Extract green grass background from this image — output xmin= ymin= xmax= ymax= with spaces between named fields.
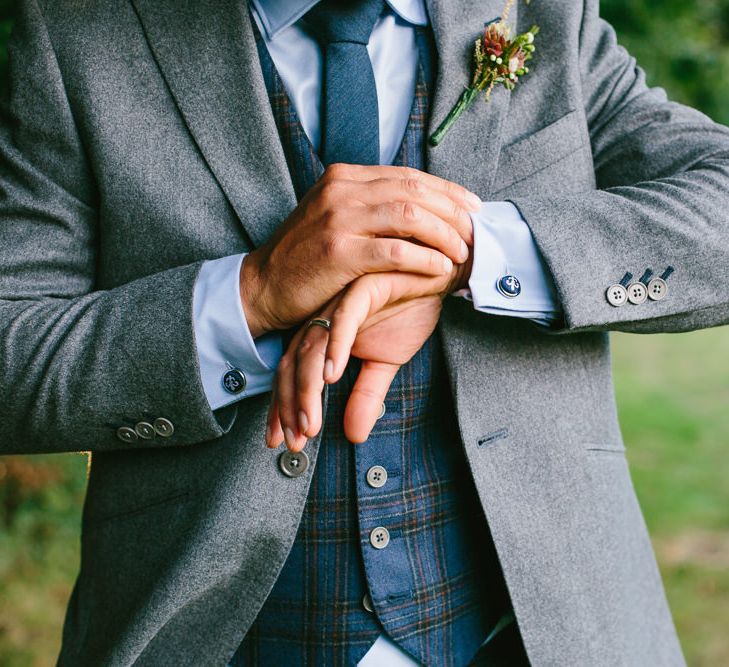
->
xmin=1 ymin=1 xmax=728 ymax=665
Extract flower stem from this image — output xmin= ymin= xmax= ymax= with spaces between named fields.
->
xmin=429 ymin=87 xmax=480 ymax=147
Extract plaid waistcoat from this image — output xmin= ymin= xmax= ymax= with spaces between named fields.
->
xmin=232 ymin=25 xmax=512 ymax=667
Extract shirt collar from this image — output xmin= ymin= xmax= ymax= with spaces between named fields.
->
xmin=251 ymin=0 xmax=429 ymax=40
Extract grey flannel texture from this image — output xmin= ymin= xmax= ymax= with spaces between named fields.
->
xmin=1 ymin=0 xmax=727 ymax=664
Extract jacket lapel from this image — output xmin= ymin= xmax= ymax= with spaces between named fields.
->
xmin=425 ymin=0 xmax=517 ymax=198
xmin=130 ymin=0 xmax=516 ymax=244
xmin=130 ymin=0 xmax=296 ymax=247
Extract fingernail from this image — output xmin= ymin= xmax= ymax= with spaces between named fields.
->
xmin=265 ymin=426 xmax=272 ymax=446
xmin=459 ymin=239 xmax=469 ymax=262
xmin=465 ymin=191 xmax=482 ymax=211
xmin=324 ymin=359 xmax=334 ymax=381
xmin=298 ymin=411 xmax=309 ymax=435
xmin=284 ymin=427 xmax=296 ymax=448
xmin=442 ymin=256 xmax=453 ymax=274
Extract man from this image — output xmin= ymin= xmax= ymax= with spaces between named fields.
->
xmin=1 ymin=0 xmax=728 ymax=664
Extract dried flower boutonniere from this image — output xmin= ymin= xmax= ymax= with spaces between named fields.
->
xmin=430 ymin=0 xmax=539 ymax=146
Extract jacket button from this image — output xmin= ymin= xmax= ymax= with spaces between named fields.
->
xmin=377 ymin=403 xmax=386 ymax=420
xmin=153 ymin=418 xmax=174 ymax=438
xmin=606 ymin=283 xmax=628 ymax=307
xmin=278 ymin=450 xmax=310 ymax=478
xmin=369 ymin=526 xmax=390 ymax=549
xmin=362 ymin=592 xmax=375 ymax=613
xmin=116 ymin=426 xmax=138 ymax=444
xmin=366 ymin=465 xmax=388 ymax=489
xmin=647 ymin=277 xmax=668 ymax=301
xmin=627 ymin=282 xmax=648 ymax=305
xmin=135 ymin=421 xmax=155 ymax=440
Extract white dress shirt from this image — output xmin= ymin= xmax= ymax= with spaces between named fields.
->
xmin=207 ymin=2 xmax=551 ymax=663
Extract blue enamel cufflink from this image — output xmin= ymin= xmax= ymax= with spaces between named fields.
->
xmin=497 ymin=275 xmax=522 ymax=298
xmin=223 ymin=367 xmax=247 ymax=394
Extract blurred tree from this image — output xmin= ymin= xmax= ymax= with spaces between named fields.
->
xmin=602 ymin=0 xmax=729 ymax=125
xmin=0 ymin=0 xmax=11 ymax=99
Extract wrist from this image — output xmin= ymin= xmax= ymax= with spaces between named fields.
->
xmin=239 ymin=250 xmax=272 ymax=339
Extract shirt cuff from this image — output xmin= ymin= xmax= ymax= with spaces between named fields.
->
xmin=193 ymin=253 xmax=282 ymax=411
xmin=456 ymin=201 xmax=562 ymax=325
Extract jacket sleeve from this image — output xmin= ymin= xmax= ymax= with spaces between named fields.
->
xmin=509 ymin=0 xmax=729 ymax=334
xmin=0 ymin=0 xmax=238 ymax=454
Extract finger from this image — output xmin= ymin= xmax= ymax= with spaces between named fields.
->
xmin=276 ymin=348 xmax=308 ymax=453
xmin=325 ymin=280 xmax=380 ymax=383
xmin=347 ymin=178 xmax=475 ymax=246
xmin=355 ymin=237 xmax=453 ymax=277
xmin=344 ymin=361 xmax=400 ymax=444
xmin=295 ymin=322 xmax=330 ymax=439
xmin=266 ymin=395 xmax=284 ymax=449
xmin=325 ymin=273 xmax=449 ymax=383
xmin=368 ymin=202 xmax=469 ymax=264
xmin=323 ymin=164 xmax=482 ymax=213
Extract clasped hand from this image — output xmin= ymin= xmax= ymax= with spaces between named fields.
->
xmin=240 ymin=164 xmax=478 ymax=452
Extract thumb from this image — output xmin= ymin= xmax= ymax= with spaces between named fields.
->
xmin=343 ymin=361 xmax=400 ymax=444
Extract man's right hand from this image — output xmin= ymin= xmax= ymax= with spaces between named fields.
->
xmin=240 ymin=164 xmax=481 ymax=338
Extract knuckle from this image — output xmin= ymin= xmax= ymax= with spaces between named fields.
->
xmin=296 ymin=338 xmax=314 ymax=359
xmin=445 ymin=179 xmax=461 ymax=197
xmin=320 ymin=210 xmax=339 ymax=234
xmin=318 ymin=180 xmax=344 ymax=208
xmin=400 ymin=166 xmax=420 ymax=180
xmin=277 ymin=355 xmax=292 ymax=376
xmin=324 ymin=163 xmax=348 ymax=181
xmin=404 ymin=177 xmax=425 ymax=196
xmin=354 ymin=385 xmax=381 ymax=401
xmin=325 ymin=232 xmax=346 ymax=260
xmin=401 ymin=202 xmax=420 ymax=224
xmin=446 ymin=221 xmax=460 ymax=243
xmin=388 ymin=240 xmax=406 ymax=265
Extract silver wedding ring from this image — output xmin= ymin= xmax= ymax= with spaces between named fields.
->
xmin=307 ymin=317 xmax=332 ymax=331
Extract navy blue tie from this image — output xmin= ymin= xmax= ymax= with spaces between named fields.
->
xmin=305 ymin=0 xmax=385 ymax=166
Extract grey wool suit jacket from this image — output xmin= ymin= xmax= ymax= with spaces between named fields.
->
xmin=1 ymin=0 xmax=728 ymax=664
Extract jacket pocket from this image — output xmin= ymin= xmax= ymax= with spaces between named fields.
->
xmin=492 ymin=108 xmax=588 ymax=193
xmin=83 ymin=486 xmax=203 ymax=527
xmin=584 ymin=442 xmax=627 ymax=455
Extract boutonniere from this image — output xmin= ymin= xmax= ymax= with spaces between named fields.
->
xmin=430 ymin=0 xmax=539 ymax=146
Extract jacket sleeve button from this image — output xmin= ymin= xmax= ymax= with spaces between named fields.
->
xmin=153 ymin=418 xmax=175 ymax=438
xmin=116 ymin=426 xmax=139 ymax=444
xmin=606 ymin=284 xmax=628 ymax=307
xmin=647 ymin=277 xmax=668 ymax=301
xmin=135 ymin=421 xmax=156 ymax=440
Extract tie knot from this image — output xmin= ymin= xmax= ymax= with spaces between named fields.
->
xmin=305 ymin=0 xmax=385 ymax=46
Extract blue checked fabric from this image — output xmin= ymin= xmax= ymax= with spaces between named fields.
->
xmin=231 ymin=24 xmax=520 ymax=667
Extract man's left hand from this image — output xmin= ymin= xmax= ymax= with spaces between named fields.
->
xmin=266 ymin=258 xmax=472 ymax=451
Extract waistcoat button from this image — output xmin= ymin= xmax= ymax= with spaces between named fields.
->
xmin=366 ymin=465 xmax=388 ymax=488
xmin=362 ymin=593 xmax=375 ymax=613
xmin=369 ymin=526 xmax=390 ymax=549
